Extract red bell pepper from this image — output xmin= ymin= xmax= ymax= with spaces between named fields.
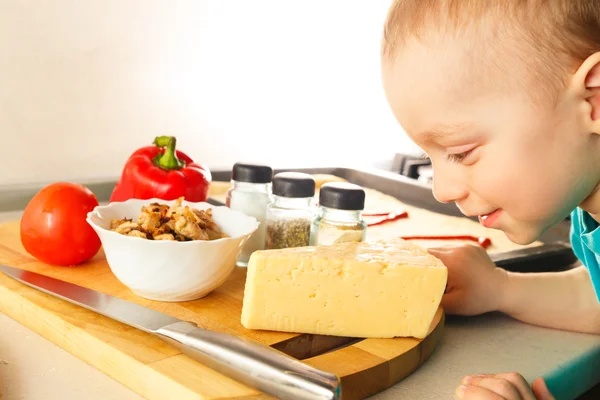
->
xmin=109 ymin=136 xmax=212 ymax=203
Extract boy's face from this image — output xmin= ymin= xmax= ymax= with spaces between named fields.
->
xmin=382 ymin=35 xmax=600 ymax=245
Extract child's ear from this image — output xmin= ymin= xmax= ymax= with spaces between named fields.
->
xmin=571 ymin=52 xmax=600 ymax=131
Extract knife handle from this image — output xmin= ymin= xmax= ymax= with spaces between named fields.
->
xmin=155 ymin=322 xmax=341 ymax=400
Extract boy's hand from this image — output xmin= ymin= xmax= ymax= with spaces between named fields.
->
xmin=455 ymin=373 xmax=555 ymax=400
xmin=428 ymin=243 xmax=508 ymax=316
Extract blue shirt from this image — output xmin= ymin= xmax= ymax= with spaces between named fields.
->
xmin=570 ymin=207 xmax=600 ymax=302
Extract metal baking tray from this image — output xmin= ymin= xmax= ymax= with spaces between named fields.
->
xmin=210 ymin=166 xmax=577 ymax=274
xmin=0 ymin=166 xmax=577 ymax=273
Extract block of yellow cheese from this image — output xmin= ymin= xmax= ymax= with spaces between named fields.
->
xmin=241 ymin=238 xmax=448 ymax=339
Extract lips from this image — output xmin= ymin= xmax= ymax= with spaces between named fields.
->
xmin=457 ymin=204 xmax=503 ymax=228
xmin=478 ymin=209 xmax=502 ymax=228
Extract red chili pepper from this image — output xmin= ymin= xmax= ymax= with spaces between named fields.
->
xmin=363 ymin=211 xmax=401 ymax=217
xmin=366 ymin=211 xmax=409 ymax=226
xmin=400 ymin=235 xmax=492 ymax=249
xmin=109 ymin=136 xmax=212 ymax=203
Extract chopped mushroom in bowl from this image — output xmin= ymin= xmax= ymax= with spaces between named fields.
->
xmin=109 ymin=198 xmax=230 ymax=242
xmin=87 ymin=197 xmax=259 ymax=302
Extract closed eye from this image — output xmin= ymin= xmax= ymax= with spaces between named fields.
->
xmin=446 ymin=149 xmax=474 ymax=163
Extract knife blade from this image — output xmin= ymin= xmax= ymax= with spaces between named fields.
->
xmin=0 ymin=264 xmax=341 ymax=400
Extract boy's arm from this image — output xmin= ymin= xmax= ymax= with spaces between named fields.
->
xmin=500 ymin=265 xmax=600 ymax=334
xmin=428 ymin=244 xmax=600 ymax=334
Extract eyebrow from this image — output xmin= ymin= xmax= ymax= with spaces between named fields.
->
xmin=417 ymin=124 xmax=470 ymax=142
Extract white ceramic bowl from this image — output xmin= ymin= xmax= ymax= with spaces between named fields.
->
xmin=86 ymin=198 xmax=259 ymax=302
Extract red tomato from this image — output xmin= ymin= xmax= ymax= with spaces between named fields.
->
xmin=20 ymin=182 xmax=102 ymax=266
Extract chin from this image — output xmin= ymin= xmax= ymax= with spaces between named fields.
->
xmin=503 ymin=227 xmax=541 ymax=245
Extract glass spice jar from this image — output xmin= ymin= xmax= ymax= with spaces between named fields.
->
xmin=266 ymin=172 xmax=316 ymax=250
xmin=226 ymin=162 xmax=273 ymax=266
xmin=309 ymin=182 xmax=367 ymax=246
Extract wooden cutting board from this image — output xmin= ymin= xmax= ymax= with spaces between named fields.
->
xmin=0 ymin=220 xmax=444 ymax=400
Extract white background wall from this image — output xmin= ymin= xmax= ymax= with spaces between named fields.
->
xmin=0 ymin=0 xmax=421 ymax=187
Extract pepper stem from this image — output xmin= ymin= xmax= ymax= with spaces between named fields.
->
xmin=152 ymin=136 xmax=185 ymax=170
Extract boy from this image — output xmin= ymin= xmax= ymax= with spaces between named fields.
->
xmin=381 ymin=1 xmax=600 ymax=399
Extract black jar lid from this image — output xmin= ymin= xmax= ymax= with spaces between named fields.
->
xmin=272 ymin=172 xmax=316 ymax=198
xmin=231 ymin=162 xmax=273 ymax=184
xmin=319 ymin=182 xmax=365 ymax=211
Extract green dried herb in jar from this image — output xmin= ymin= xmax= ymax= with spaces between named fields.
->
xmin=265 ymin=172 xmax=316 ymax=250
xmin=266 ymin=218 xmax=312 ymax=249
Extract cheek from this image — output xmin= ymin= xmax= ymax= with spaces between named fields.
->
xmin=513 ymin=138 xmax=595 ymax=222
xmin=471 ymin=145 xmax=574 ymax=221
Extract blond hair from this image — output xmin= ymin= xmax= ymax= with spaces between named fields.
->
xmin=382 ymin=0 xmax=600 ymax=101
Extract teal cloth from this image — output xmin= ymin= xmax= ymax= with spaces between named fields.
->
xmin=570 ymin=207 xmax=600 ymax=302
xmin=543 ymin=345 xmax=600 ymax=400
xmin=542 ymin=208 xmax=600 ymax=399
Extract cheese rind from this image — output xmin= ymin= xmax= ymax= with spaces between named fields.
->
xmin=240 ymin=238 xmax=447 ymax=339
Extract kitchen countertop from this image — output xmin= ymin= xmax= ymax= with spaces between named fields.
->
xmin=1 ymin=210 xmax=600 ymax=400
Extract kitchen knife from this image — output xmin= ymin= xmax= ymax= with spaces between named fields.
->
xmin=0 ymin=264 xmax=341 ymax=400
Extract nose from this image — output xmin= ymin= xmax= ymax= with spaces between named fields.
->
xmin=431 ymin=166 xmax=469 ymax=204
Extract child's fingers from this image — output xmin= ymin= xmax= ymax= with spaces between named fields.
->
xmin=464 ymin=373 xmax=535 ymax=400
xmin=493 ymin=373 xmax=536 ymax=400
xmin=441 ymin=288 xmax=462 ymax=312
xmin=461 ymin=376 xmax=525 ymax=400
xmin=455 ymin=384 xmax=505 ymax=399
xmin=532 ymin=378 xmax=556 ymax=400
xmin=427 ymin=246 xmax=456 ymax=259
